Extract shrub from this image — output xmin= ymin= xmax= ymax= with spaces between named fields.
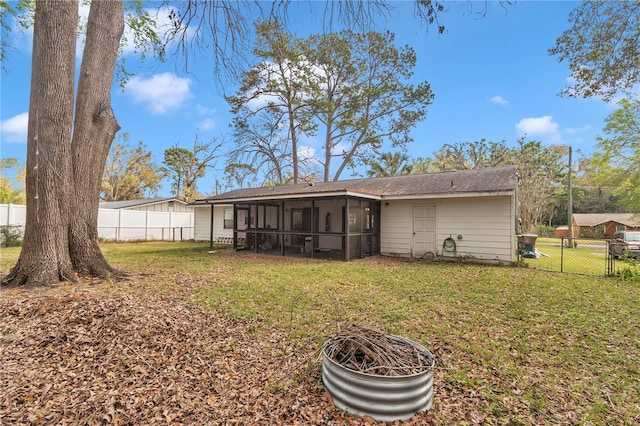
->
xmin=0 ymin=225 xmax=24 ymax=247
xmin=615 ymin=259 xmax=640 ymax=282
xmin=535 ymin=224 xmax=555 ymax=237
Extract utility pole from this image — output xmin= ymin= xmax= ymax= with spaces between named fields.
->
xmin=567 ymin=146 xmax=573 ymax=248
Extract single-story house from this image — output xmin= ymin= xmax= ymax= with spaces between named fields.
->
xmin=191 ymin=166 xmax=519 ymax=263
xmin=99 ymin=198 xmax=193 ymax=213
xmin=572 ymin=213 xmax=640 ymax=239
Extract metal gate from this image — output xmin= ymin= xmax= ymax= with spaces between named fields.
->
xmin=521 ymin=237 xmax=617 ymax=276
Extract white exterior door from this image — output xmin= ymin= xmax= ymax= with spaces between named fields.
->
xmin=412 ymin=205 xmax=436 ymax=257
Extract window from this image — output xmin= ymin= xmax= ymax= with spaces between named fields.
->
xmin=223 ymin=208 xmax=234 ymax=229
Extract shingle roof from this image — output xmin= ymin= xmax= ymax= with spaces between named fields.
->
xmin=194 ymin=166 xmax=517 ymax=204
xmin=99 ymin=198 xmax=186 ymax=209
xmin=573 ymin=213 xmax=640 ymax=227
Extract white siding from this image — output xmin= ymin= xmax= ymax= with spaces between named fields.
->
xmin=194 ymin=206 xmax=211 ymax=241
xmin=381 ymin=195 xmax=516 ymax=263
xmin=380 ymin=201 xmax=414 ymax=257
xmin=128 ymin=201 xmax=193 ymax=213
xmin=193 ymin=205 xmax=233 ymax=242
xmin=437 ymin=196 xmax=515 ymax=262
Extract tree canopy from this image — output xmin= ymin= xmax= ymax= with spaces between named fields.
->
xmin=549 ymin=1 xmax=640 ymax=101
xmin=163 ymin=135 xmax=222 ymax=202
xmin=0 ymin=157 xmax=26 ymax=204
xmin=589 ymin=99 xmax=640 ymax=212
xmin=101 ymin=134 xmax=165 ymax=201
xmin=227 ymin=21 xmax=433 ymax=184
xmin=417 ymin=139 xmax=511 ymax=172
xmin=365 ymin=152 xmax=412 ymax=177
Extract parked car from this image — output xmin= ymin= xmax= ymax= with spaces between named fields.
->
xmin=610 ymin=231 xmax=640 ymax=259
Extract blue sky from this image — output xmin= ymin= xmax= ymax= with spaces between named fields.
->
xmin=0 ymin=1 xmax=623 ymax=197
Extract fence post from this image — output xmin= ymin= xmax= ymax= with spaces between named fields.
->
xmin=145 ymin=210 xmax=150 ymax=241
xmin=560 ymin=237 xmax=564 ymax=273
xmin=117 ymin=209 xmax=122 ymax=241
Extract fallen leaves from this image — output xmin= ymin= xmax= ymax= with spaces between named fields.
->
xmin=0 ymin=286 xmax=439 ymax=425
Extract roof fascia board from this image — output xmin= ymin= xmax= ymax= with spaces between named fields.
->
xmin=124 ymin=198 xmax=188 ymax=208
xmin=202 ymin=191 xmax=348 ymax=204
xmin=382 ymin=190 xmax=516 ymax=201
xmin=195 ymin=189 xmax=515 ymax=205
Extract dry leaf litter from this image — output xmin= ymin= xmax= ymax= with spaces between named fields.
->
xmin=1 ymin=284 xmax=446 ymax=425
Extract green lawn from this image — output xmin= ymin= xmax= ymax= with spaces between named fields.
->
xmin=522 ymin=237 xmax=640 ymax=277
xmin=2 ymin=242 xmax=640 ymax=425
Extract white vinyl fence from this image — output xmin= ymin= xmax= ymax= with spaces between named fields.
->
xmin=1 ymin=203 xmax=194 ymax=242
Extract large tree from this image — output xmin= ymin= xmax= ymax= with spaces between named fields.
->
xmin=3 ymin=0 xmax=123 ymax=286
xmin=227 ymin=109 xmax=296 ymax=186
xmin=549 ymin=1 xmax=640 ymax=101
xmin=308 ymin=29 xmax=433 ymax=181
xmin=226 ymin=20 xmax=316 ymax=185
xmin=163 ymin=135 xmax=222 ymax=202
xmin=509 ymin=140 xmax=566 ymax=233
xmin=101 ymin=134 xmax=165 ymax=201
xmin=589 ymin=99 xmax=640 ymax=212
xmin=228 ymin=22 xmax=433 ymax=183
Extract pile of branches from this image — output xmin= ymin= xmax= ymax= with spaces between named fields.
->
xmin=323 ymin=325 xmax=434 ymax=376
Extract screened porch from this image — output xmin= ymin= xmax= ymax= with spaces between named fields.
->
xmin=226 ymin=196 xmax=380 ymax=261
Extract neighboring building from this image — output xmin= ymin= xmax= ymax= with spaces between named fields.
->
xmin=2 ymin=198 xmax=196 ymax=242
xmin=192 ymin=166 xmax=519 ymax=264
xmin=572 ymin=213 xmax=640 ymax=239
xmin=98 ymin=198 xmax=194 ymax=241
xmin=99 ymin=198 xmax=193 ymax=213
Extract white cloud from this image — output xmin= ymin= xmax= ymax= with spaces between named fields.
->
xmin=490 ymin=95 xmax=508 ymax=105
xmin=0 ymin=112 xmax=29 ymax=143
xmin=197 ymin=118 xmax=217 ymax=131
xmin=515 ymin=115 xmax=561 ymax=143
xmin=125 ymin=73 xmax=192 ymax=114
xmin=298 ymin=146 xmax=318 ymax=166
xmin=563 ymin=125 xmax=592 ymax=135
xmin=196 ymin=105 xmax=216 ymax=115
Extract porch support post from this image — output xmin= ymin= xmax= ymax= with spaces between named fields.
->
xmin=345 ymin=196 xmax=350 ymax=261
xmin=254 ymin=202 xmax=258 ymax=253
xmin=233 ymin=205 xmax=238 ymax=249
xmin=280 ymin=200 xmax=285 ymax=256
xmin=209 ymin=203 xmax=214 ymax=249
xmin=311 ymin=199 xmax=316 ymax=258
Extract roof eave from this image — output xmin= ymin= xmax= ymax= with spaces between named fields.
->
xmin=382 ymin=189 xmax=516 ymax=201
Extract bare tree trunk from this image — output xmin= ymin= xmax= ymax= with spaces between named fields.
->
xmin=3 ymin=0 xmax=79 ymax=286
xmin=3 ymin=0 xmax=125 ymax=286
xmin=69 ymin=0 xmax=124 ymax=278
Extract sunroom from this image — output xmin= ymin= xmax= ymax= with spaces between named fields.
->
xmin=220 ymin=196 xmax=380 ymax=261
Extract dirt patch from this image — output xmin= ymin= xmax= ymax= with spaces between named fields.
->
xmin=0 ymin=285 xmax=441 ymax=425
